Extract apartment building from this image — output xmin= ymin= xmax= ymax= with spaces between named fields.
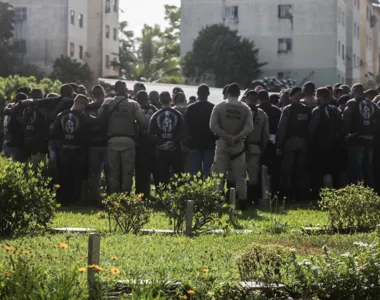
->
xmin=7 ymin=0 xmax=119 ymax=80
xmin=181 ymin=0 xmax=380 ymax=87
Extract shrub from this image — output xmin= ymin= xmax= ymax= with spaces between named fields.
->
xmin=0 ymin=158 xmax=59 ymax=237
xmin=319 ymin=183 xmax=380 ymax=233
xmin=156 ymin=173 xmax=231 ymax=234
xmin=103 ymin=193 xmax=150 ymax=234
xmin=237 ymin=243 xmax=292 ymax=286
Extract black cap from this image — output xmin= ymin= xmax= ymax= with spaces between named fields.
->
xmin=246 ymin=90 xmax=259 ymax=99
xmin=289 ymin=87 xmax=302 ymax=97
xmin=173 ymin=87 xmax=184 ymax=95
xmin=364 ymin=89 xmax=378 ymax=97
xmin=134 ymin=82 xmax=146 ymax=91
xmin=303 ymin=82 xmax=316 ymax=91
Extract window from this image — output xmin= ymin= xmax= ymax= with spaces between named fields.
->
xmin=353 ymin=54 xmax=356 ymax=67
xmin=338 ymin=74 xmax=340 ymax=83
xmin=278 ymin=72 xmax=285 ymax=80
xmin=357 ymin=25 xmax=360 ymax=39
xmin=278 ymin=38 xmax=292 ymax=52
xmin=342 ymin=44 xmax=345 ymax=60
xmin=278 ymin=5 xmax=292 ymax=18
xmin=354 ymin=23 xmax=356 ymax=37
xmin=224 ymin=6 xmax=238 ymax=19
xmin=79 ymin=45 xmax=83 ymax=59
xmin=79 ymin=14 xmax=84 ymax=28
xmin=70 ymin=42 xmax=75 ymax=57
xmin=70 ymin=10 xmax=75 ymax=25
xmin=114 ymin=0 xmax=118 ymax=12
xmin=370 ymin=37 xmax=372 ymax=50
xmin=338 ymin=8 xmax=341 ymax=23
xmin=342 ymin=11 xmax=345 ymax=26
xmin=338 ymin=41 xmax=341 ymax=55
xmin=14 ymin=7 xmax=27 ymax=21
xmin=105 ymin=55 xmax=110 ymax=68
xmin=106 ymin=0 xmax=111 ymax=13
xmin=113 ymin=28 xmax=118 ymax=41
xmin=113 ymin=57 xmax=118 ymax=70
xmin=106 ymin=25 xmax=110 ymax=38
xmin=13 ymin=40 xmax=26 ymax=53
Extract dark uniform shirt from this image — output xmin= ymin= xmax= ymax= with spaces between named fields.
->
xmin=185 ymin=100 xmax=215 ymax=150
xmin=148 ymin=107 xmax=185 ymax=150
xmin=86 ymin=101 xmax=108 ymax=147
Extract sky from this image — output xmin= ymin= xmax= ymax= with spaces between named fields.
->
xmin=120 ymin=0 xmax=181 ymax=35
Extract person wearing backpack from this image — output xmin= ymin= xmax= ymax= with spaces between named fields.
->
xmin=98 ymin=81 xmax=148 ymax=195
xmin=3 ymin=93 xmax=28 ymax=162
xmin=309 ymin=88 xmax=341 ymax=197
xmin=343 ymin=84 xmax=380 ymax=188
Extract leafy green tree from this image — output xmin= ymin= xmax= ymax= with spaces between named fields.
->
xmin=182 ymin=24 xmax=266 ymax=88
xmin=50 ymin=55 xmax=93 ymax=86
xmin=116 ymin=5 xmax=183 ymax=83
xmin=0 ymin=2 xmax=16 ymax=77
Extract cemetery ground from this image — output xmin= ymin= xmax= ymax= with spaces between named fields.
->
xmin=1 ymin=205 xmax=379 ymax=299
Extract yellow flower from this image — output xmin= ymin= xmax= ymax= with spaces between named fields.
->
xmin=111 ymin=267 xmax=120 ymax=275
xmin=4 ymin=247 xmax=14 ymax=253
xmin=58 ymin=243 xmax=68 ymax=249
xmin=89 ymin=264 xmax=104 ymax=272
xmin=201 ymin=268 xmax=209 ymax=273
xmin=97 ymin=211 xmax=103 ymax=215
xmin=23 ymin=250 xmax=30 ymax=255
xmin=55 ymin=184 xmax=61 ymax=189
xmin=187 ymin=290 xmax=195 ymax=295
xmin=111 ymin=256 xmax=118 ymax=261
xmin=78 ymin=267 xmax=87 ymax=273
xmin=179 ymin=296 xmax=187 ymax=300
xmin=4 ymin=271 xmax=12 ymax=277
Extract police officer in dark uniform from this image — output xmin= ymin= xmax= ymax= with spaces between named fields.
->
xmin=149 ymin=91 xmax=185 ymax=185
xmin=343 ymin=84 xmax=380 ymax=188
xmin=50 ymin=95 xmax=110 ymax=206
xmin=135 ymin=90 xmax=158 ymax=198
xmin=276 ymin=87 xmax=311 ymax=201
xmin=309 ymin=88 xmax=341 ymax=196
xmin=258 ymin=90 xmax=282 ymax=195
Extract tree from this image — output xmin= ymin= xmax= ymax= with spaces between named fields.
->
xmin=50 ymin=55 xmax=93 ymax=86
xmin=0 ymin=2 xmax=16 ymax=77
xmin=116 ymin=5 xmax=183 ymax=83
xmin=182 ymin=24 xmax=266 ymax=88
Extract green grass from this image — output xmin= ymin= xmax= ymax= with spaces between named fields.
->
xmin=0 ymin=206 xmax=377 ymax=299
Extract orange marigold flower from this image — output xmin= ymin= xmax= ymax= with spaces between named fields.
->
xmin=79 ymin=256 xmax=84 ymax=259
xmin=97 ymin=211 xmax=103 ymax=215
xmin=4 ymin=272 xmax=12 ymax=277
xmin=95 ymin=265 xmax=104 ymax=272
xmin=187 ymin=290 xmax=195 ymax=295
xmin=78 ymin=267 xmax=87 ymax=273
xmin=88 ymin=264 xmax=96 ymax=269
xmin=111 ymin=267 xmax=120 ymax=275
xmin=111 ymin=256 xmax=118 ymax=261
xmin=201 ymin=268 xmax=209 ymax=273
xmin=58 ymin=243 xmax=68 ymax=249
xmin=23 ymin=250 xmax=30 ymax=255
xmin=55 ymin=184 xmax=61 ymax=189
xmin=4 ymin=247 xmax=14 ymax=253
xmin=179 ymin=296 xmax=187 ymax=300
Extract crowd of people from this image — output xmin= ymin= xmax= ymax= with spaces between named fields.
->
xmin=2 ymin=80 xmax=380 ymax=210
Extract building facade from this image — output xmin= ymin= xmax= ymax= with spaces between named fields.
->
xmin=181 ymin=0 xmax=380 ymax=87
xmin=8 ymin=0 xmax=119 ymax=80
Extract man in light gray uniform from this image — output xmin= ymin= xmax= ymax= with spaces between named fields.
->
xmin=99 ymin=81 xmax=148 ymax=194
xmin=210 ymin=83 xmax=254 ymax=210
xmin=245 ymin=91 xmax=269 ymax=203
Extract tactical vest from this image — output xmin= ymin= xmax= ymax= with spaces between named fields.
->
xmin=352 ymin=99 xmax=379 ymax=141
xmin=222 ymin=103 xmax=249 ymax=136
xmin=22 ymin=104 xmax=48 ymax=145
xmin=287 ymin=103 xmax=310 ymax=140
xmin=107 ymin=98 xmax=136 ymax=138
xmin=247 ymin=106 xmax=265 ymax=144
xmin=314 ymin=104 xmax=340 ymax=145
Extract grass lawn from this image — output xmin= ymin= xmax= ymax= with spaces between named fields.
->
xmin=1 ymin=205 xmax=376 ymax=298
